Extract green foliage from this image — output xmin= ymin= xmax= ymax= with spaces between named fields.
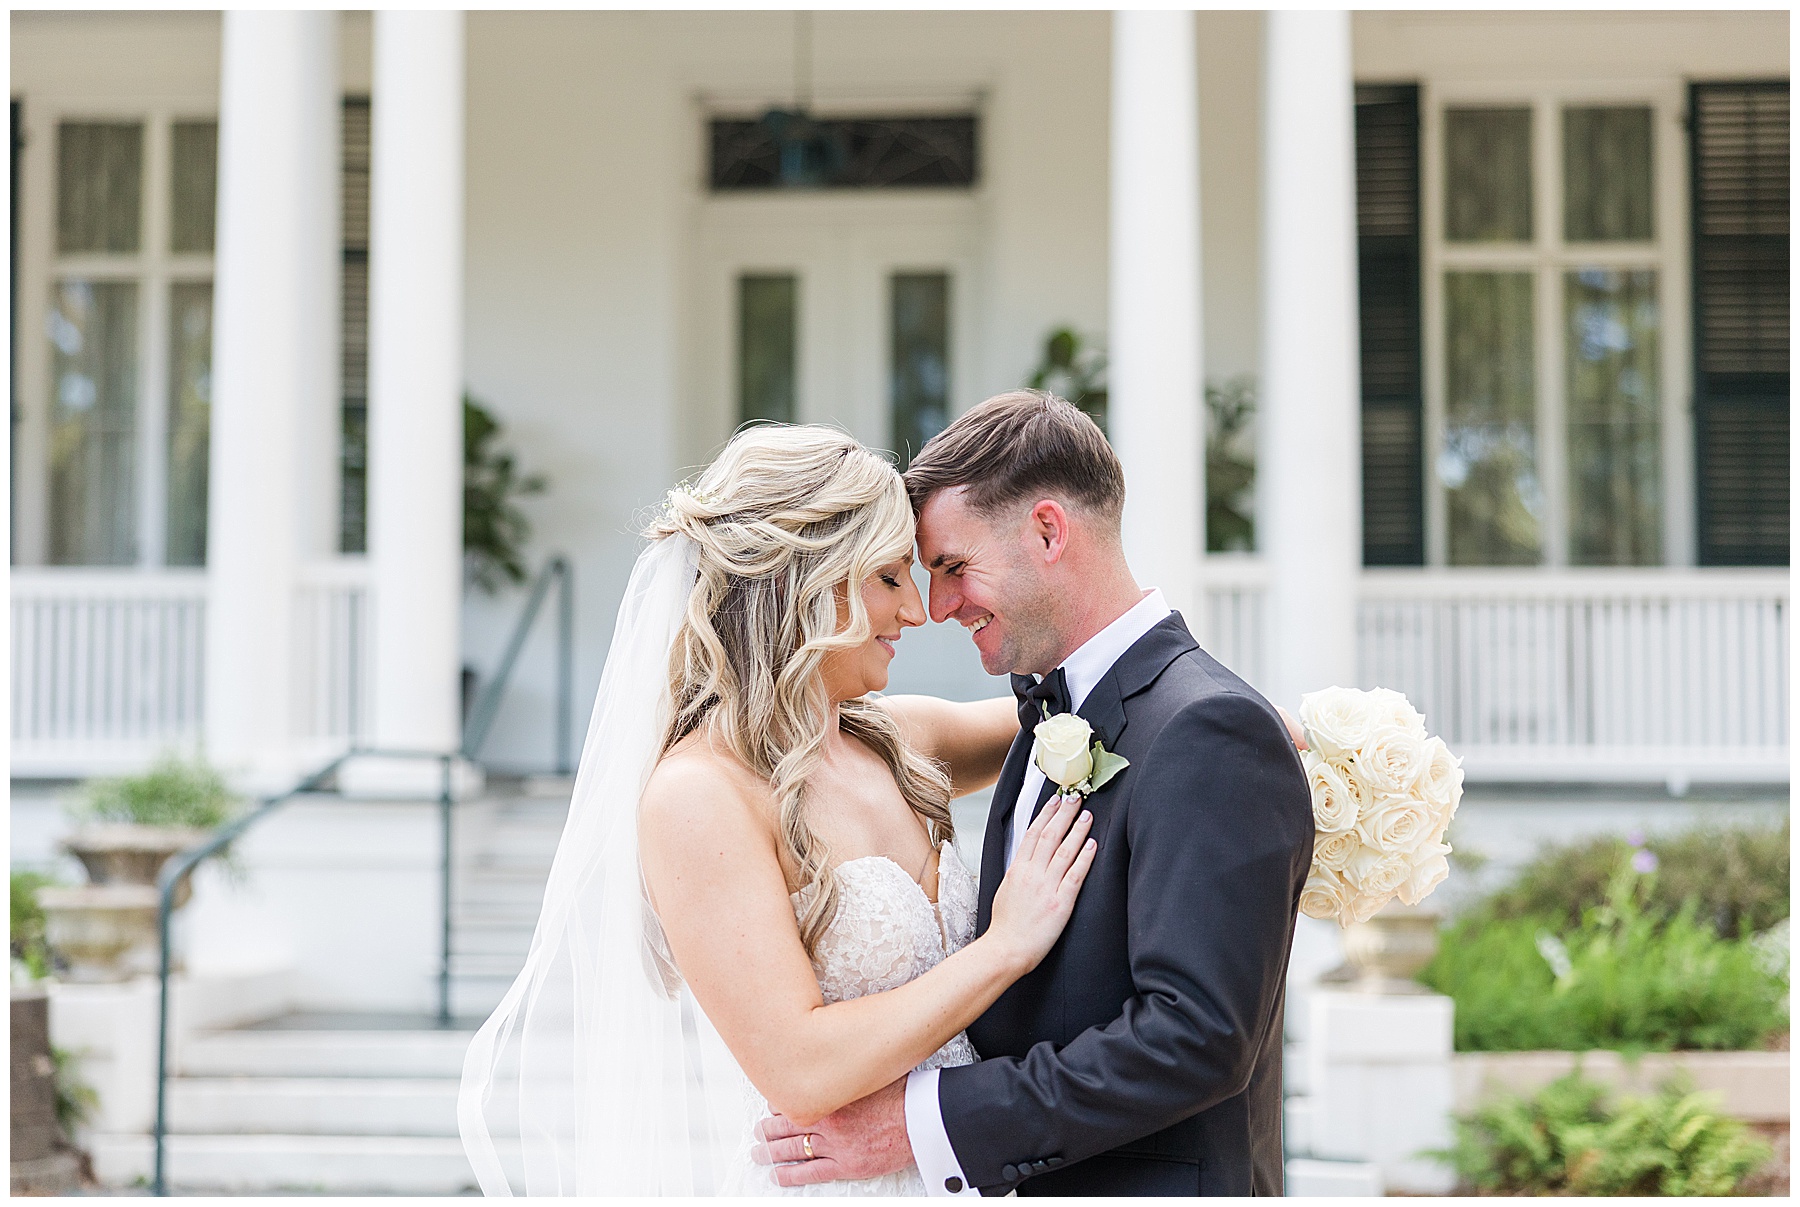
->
xmin=1484 ymin=820 xmax=1788 ymax=938
xmin=71 ymin=753 xmax=240 ymax=830
xmin=1437 ymin=1071 xmax=1772 ymax=1195
xmin=11 ymin=870 xmax=57 ymax=980
xmin=52 ymin=1047 xmax=99 ymax=1134
xmin=1420 ymin=850 xmax=1788 ymax=1052
xmin=1204 ymin=376 xmax=1256 ymax=552
xmin=1026 ymin=328 xmax=1108 ymax=434
xmin=465 ymin=394 xmax=549 ymax=594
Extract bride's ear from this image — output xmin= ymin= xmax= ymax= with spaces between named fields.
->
xmin=1027 ymin=499 xmax=1072 ymax=565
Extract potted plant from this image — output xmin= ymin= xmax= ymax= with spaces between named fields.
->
xmin=60 ymin=754 xmax=242 ymax=909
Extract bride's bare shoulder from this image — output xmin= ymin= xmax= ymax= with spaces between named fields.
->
xmin=639 ymin=731 xmax=773 ymax=848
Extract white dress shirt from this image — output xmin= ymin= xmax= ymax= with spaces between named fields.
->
xmin=905 ymin=589 xmax=1172 ymax=1196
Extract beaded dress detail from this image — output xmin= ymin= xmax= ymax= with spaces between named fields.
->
xmin=721 ymin=844 xmax=980 ymax=1196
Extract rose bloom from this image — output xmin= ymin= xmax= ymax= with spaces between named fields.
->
xmin=1299 ymin=865 xmax=1352 ymax=924
xmin=1341 ymin=845 xmax=1410 ymax=898
xmin=1355 ymin=792 xmax=1436 ymax=854
xmin=1397 ymin=842 xmax=1452 ymax=906
xmin=1356 ymin=723 xmax=1428 ymax=795
xmin=1304 ymin=750 xmax=1362 ymax=834
xmin=1347 ymin=891 xmax=1390 ymax=924
xmin=1418 ymin=736 xmax=1464 ymax=822
xmin=1033 ymin=713 xmax=1094 ymax=788
xmin=1313 ymin=828 xmax=1361 ymax=872
xmin=1364 ymin=686 xmax=1427 ymax=738
xmin=1298 ymin=686 xmax=1377 ymax=763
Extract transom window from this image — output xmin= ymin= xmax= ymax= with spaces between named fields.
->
xmin=43 ymin=114 xmax=216 ymax=566
xmin=1426 ymin=92 xmax=1680 ymax=567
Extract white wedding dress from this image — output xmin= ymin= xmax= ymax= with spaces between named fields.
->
xmin=721 ymin=843 xmax=981 ymax=1196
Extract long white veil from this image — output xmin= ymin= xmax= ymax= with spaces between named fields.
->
xmin=458 ymin=533 xmax=747 ymax=1194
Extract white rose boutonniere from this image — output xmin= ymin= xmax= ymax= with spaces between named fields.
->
xmin=1032 ymin=711 xmax=1129 ymax=799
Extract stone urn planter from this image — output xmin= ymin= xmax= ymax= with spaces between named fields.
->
xmin=61 ymin=824 xmax=208 ymax=909
xmin=1329 ymin=900 xmax=1444 ymax=995
xmin=36 ymin=885 xmax=162 ymax=983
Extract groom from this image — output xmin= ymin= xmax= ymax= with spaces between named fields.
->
xmin=757 ymin=390 xmax=1314 ymax=1195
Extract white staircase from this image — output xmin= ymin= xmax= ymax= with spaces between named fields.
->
xmin=450 ymin=787 xmax=569 ymax=1017
xmin=89 ymin=784 xmax=567 ymax=1194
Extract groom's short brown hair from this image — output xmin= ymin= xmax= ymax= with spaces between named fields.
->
xmin=903 ymin=390 xmax=1125 ymax=527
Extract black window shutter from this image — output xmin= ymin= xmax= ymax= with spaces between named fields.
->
xmin=1355 ymin=84 xmax=1425 ymax=566
xmin=1691 ymin=81 xmax=1788 ymax=566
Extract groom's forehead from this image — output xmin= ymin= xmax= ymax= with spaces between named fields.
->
xmin=916 ymin=492 xmax=997 ymax=567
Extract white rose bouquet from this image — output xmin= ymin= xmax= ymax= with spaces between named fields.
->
xmin=1295 ymin=686 xmax=1462 ymax=927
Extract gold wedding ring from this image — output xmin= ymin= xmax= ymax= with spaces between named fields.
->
xmin=802 ymin=1134 xmax=816 ymax=1160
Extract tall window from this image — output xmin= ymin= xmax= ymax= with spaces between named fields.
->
xmin=46 ymin=116 xmax=215 ymax=566
xmin=890 ymin=272 xmax=950 ymax=467
xmin=737 ymin=273 xmax=797 ymax=426
xmin=340 ymin=97 xmax=371 ymax=553
xmin=1430 ymin=95 xmax=1672 ymax=566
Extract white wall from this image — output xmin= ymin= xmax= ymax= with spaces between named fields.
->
xmin=11 ymin=10 xmax=1788 ymax=771
xmin=1353 ymin=10 xmax=1788 ymax=80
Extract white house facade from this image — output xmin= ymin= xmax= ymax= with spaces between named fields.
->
xmin=7 ymin=10 xmax=1789 ymax=1195
xmin=11 ymin=9 xmax=1788 ymax=793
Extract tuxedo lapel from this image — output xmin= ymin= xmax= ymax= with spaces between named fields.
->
xmin=976 ymin=730 xmax=1033 ymax=935
xmin=974 ymin=613 xmax=1199 ymax=936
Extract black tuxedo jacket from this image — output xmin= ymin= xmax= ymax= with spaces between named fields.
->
xmin=936 ymin=612 xmax=1313 ymax=1196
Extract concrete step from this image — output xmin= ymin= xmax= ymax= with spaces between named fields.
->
xmin=456 ymin=872 xmax=551 ymax=910
xmin=178 ymin=1029 xmax=475 ymax=1079
xmin=168 ymin=1077 xmax=466 ymax=1137
xmin=450 ymin=976 xmax=515 ymax=1019
xmin=450 ymin=953 xmax=526 ymax=979
xmin=452 ymin=920 xmax=537 ymax=957
xmin=89 ymin=1131 xmax=521 ymax=1195
xmin=467 ymin=848 xmax=559 ymax=875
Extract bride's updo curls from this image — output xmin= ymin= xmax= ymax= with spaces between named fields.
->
xmin=649 ymin=425 xmax=953 ymax=957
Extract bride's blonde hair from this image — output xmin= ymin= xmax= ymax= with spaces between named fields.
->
xmin=649 ymin=425 xmax=954 ymax=958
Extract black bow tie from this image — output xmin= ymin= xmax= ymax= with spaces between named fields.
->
xmin=1011 ymin=667 xmax=1072 ymax=731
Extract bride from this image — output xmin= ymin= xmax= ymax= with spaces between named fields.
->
xmin=458 ymin=425 xmax=1095 ymax=1195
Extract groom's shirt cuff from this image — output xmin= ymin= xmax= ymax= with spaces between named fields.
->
xmin=904 ymin=1069 xmax=978 ymax=1196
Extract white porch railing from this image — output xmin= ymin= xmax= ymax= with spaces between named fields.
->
xmin=1202 ymin=559 xmax=1789 ymax=784
xmin=11 ymin=562 xmax=371 ymax=778
xmin=292 ymin=560 xmax=372 ymax=761
xmin=11 ymin=570 xmax=208 ymax=776
xmin=12 ymin=561 xmax=1788 ymax=784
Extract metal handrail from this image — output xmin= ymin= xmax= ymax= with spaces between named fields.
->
xmin=461 ymin=555 xmax=574 ymax=774
xmin=150 ymin=746 xmax=455 ymax=1197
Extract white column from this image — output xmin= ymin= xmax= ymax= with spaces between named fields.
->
xmin=365 ymin=12 xmax=466 ymax=764
xmin=206 ymin=12 xmax=340 ymax=788
xmin=1258 ymin=11 xmax=1361 ymax=709
xmin=1109 ymin=10 xmax=1203 ymax=619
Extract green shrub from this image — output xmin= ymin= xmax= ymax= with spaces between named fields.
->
xmin=1437 ymin=1071 xmax=1772 ymax=1195
xmin=52 ymin=1047 xmax=98 ymax=1134
xmin=1420 ymin=852 xmax=1788 ymax=1052
xmin=71 ymin=753 xmax=241 ymax=830
xmin=1484 ymin=821 xmax=1788 ymax=938
xmin=11 ymin=870 xmax=56 ymax=980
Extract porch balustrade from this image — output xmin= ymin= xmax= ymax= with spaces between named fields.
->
xmin=1205 ymin=558 xmax=1789 ymax=783
xmin=13 ymin=563 xmax=370 ymax=777
xmin=12 ymin=562 xmax=1787 ymax=783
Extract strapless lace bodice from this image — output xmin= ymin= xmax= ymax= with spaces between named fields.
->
xmin=721 ymin=844 xmax=980 ymax=1196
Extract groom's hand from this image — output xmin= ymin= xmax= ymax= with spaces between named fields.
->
xmin=752 ymin=1077 xmax=913 ymax=1186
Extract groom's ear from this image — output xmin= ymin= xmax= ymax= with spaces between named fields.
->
xmin=1027 ymin=499 xmax=1072 ymax=565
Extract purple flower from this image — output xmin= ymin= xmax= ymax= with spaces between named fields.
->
xmin=1625 ymin=828 xmax=1646 ymax=849
xmin=1632 ymin=849 xmax=1659 ymax=875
